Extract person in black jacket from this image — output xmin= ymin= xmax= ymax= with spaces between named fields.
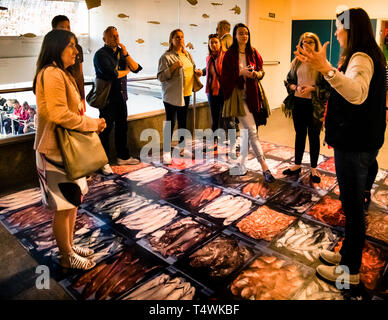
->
xmin=295 ymin=8 xmax=386 ymax=286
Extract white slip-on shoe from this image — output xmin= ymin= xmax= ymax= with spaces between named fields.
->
xmin=320 ymin=249 xmax=342 ymax=265
xmin=117 ymin=157 xmax=140 ymax=165
xmin=101 ymin=164 xmax=113 ymax=175
xmin=316 ymin=264 xmax=360 ymax=285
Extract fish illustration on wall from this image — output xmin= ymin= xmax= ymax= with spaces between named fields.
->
xmin=230 ymin=5 xmax=241 ymax=15
xmin=0 ymin=6 xmax=8 ymax=10
xmin=202 ymin=14 xmax=210 ymax=18
xmin=20 ymin=33 xmax=36 ymax=38
xmin=189 ymin=24 xmax=198 ymax=27
xmin=211 ymin=2 xmax=223 ymax=6
xmin=147 ymin=21 xmax=161 ymax=25
xmin=117 ymin=13 xmax=129 ymax=19
xmin=186 ymin=42 xmax=194 ymax=50
xmin=136 ymin=38 xmax=145 ymax=44
xmin=160 ymin=42 xmax=169 ymax=47
xmin=186 ymin=0 xmax=198 ymax=5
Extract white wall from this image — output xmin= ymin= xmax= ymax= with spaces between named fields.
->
xmin=247 ymin=0 xmax=292 ymax=109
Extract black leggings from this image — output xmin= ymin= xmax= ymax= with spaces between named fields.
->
xmin=163 ymin=96 xmax=190 ymax=145
xmin=292 ymin=97 xmax=322 ymax=168
xmin=365 ymin=159 xmax=378 ymax=192
xmin=207 ymin=93 xmax=224 ymax=142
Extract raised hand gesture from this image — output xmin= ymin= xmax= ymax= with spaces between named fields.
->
xmin=294 ymin=41 xmax=332 ymax=74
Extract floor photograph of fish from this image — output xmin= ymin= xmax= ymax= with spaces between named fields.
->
xmin=298 ymin=170 xmax=338 ymax=192
xmin=187 ymin=161 xmax=230 ymax=178
xmin=111 ymin=162 xmax=150 ymax=175
xmin=371 ymin=186 xmax=388 ymax=211
xmin=0 ymin=187 xmax=42 ymax=214
xmin=272 ymin=219 xmax=340 ymax=265
xmin=305 ymin=194 xmax=345 ymax=228
xmin=63 ymin=246 xmax=163 ymax=300
xmin=240 ymin=175 xmax=288 ymax=202
xmin=265 ymin=146 xmax=295 ymax=161
xmin=317 ymin=157 xmax=336 ymax=174
xmin=365 ymin=209 xmax=388 ymax=245
xmin=245 ymin=158 xmax=283 ymax=173
xmin=122 ymin=165 xmax=169 ymax=186
xmin=295 ymin=277 xmax=344 ymax=300
xmin=236 ymin=206 xmax=297 ymax=242
xmin=271 ymin=162 xmax=309 ymax=182
xmin=82 ymin=179 xmax=128 ymax=205
xmin=291 ymin=152 xmax=328 ymax=167
xmin=210 ymin=170 xmax=262 ymax=189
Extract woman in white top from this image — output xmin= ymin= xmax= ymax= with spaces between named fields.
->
xmin=295 ymin=8 xmax=387 ymax=285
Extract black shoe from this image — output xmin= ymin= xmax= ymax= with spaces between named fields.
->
xmin=310 ymin=174 xmax=321 ymax=184
xmin=282 ymin=168 xmax=301 ymax=176
xmin=364 ymin=191 xmax=371 ymax=211
xmin=264 ymin=170 xmax=275 ymax=183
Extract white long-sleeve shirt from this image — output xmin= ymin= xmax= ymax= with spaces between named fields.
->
xmin=325 ymin=52 xmax=374 ymax=105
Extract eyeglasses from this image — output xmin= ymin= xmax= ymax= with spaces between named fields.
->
xmin=302 ymin=40 xmax=315 ymax=45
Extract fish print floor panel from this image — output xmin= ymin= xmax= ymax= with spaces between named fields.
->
xmin=305 ymin=194 xmax=345 ymax=229
xmin=244 ymin=158 xmax=283 ymax=173
xmin=176 ymin=231 xmax=257 ymax=292
xmin=291 ymin=152 xmax=328 ymax=167
xmin=271 ymin=219 xmax=341 ymax=266
xmin=142 ymin=172 xmax=197 ymax=200
xmin=268 ymin=186 xmax=321 ymax=215
xmin=297 ymin=170 xmax=338 ymax=194
xmin=85 ymin=191 xmax=153 ymax=222
xmin=295 ymin=277 xmax=345 ymax=300
xmin=0 ymin=187 xmax=42 ymax=215
xmin=210 ymin=170 xmax=264 ymax=189
xmin=234 ymin=205 xmax=297 ymax=244
xmin=166 ymin=183 xmax=223 ymax=213
xmin=371 ymin=186 xmax=388 ymax=212
xmin=265 ymin=146 xmax=295 ymax=161
xmin=121 ymin=266 xmax=213 ymax=300
xmin=375 ymin=169 xmax=388 ymax=184
xmin=18 ymin=209 xmax=105 ymax=253
xmin=111 ymin=162 xmax=151 ymax=175
xmin=43 ymin=226 xmax=126 ymax=281
xmin=317 ymin=157 xmax=336 ymax=174
xmin=163 ymin=157 xmax=206 ymax=171
xmin=82 ymin=178 xmax=129 ymax=206
xmin=260 ymin=141 xmax=278 ymax=154
xmin=239 ymin=175 xmax=289 ymax=203
xmin=0 ymin=203 xmax=53 ymax=234
xmin=137 ymin=216 xmax=217 ymax=264
xmin=271 ymin=162 xmax=310 ymax=183
xmin=122 ymin=165 xmax=169 ymax=186
xmin=227 ymin=247 xmax=314 ymax=300
xmin=114 ymin=201 xmax=181 ymax=241
xmin=365 ymin=209 xmax=388 ymax=245
xmin=186 ymin=161 xmax=230 ymax=179
xmin=60 ymin=244 xmax=165 ymax=300
xmin=334 ymin=240 xmax=388 ymax=291
xmin=196 ymin=193 xmax=256 ymax=226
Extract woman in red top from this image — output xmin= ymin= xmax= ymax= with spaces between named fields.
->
xmin=205 ymin=34 xmax=225 ymax=150
xmin=221 ymin=23 xmax=275 ymax=182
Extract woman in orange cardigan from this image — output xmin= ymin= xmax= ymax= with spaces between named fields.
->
xmin=33 ymin=30 xmax=106 ymax=270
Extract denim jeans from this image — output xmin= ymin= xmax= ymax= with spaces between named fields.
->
xmin=334 ymin=148 xmax=379 ymax=274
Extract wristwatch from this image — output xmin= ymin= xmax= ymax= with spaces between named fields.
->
xmin=325 ymin=68 xmax=336 ymax=80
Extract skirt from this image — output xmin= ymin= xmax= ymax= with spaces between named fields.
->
xmin=36 ymin=151 xmax=88 ymax=211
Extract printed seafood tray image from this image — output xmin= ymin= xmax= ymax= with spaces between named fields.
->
xmin=198 ymin=194 xmax=254 ymax=225
xmin=1 ymin=204 xmax=53 ymax=234
xmin=266 ymin=146 xmax=295 ymax=161
xmin=260 ymin=141 xmax=278 ymax=154
xmin=115 ymin=203 xmax=179 ymax=240
xmin=210 ymin=170 xmax=262 ymax=189
xmin=298 ymin=171 xmax=337 ymax=192
xmin=236 ymin=206 xmax=296 ymax=242
xmin=62 ymin=245 xmax=163 ymax=300
xmin=317 ymin=157 xmax=336 ymax=174
xmin=371 ymin=187 xmax=388 ymax=211
xmin=44 ymin=226 xmax=125 ymax=267
xmin=271 ymin=162 xmax=309 ymax=183
xmin=384 ymin=177 xmax=388 ymax=187
xmin=121 ymin=267 xmax=211 ymax=300
xmin=140 ymin=216 xmax=215 ymax=262
xmin=82 ymin=179 xmax=128 ymax=205
xmin=245 ymin=158 xmax=282 ymax=173
xmin=187 ymin=161 xmax=230 ymax=178
xmin=19 ymin=210 xmax=105 ymax=252
xmin=122 ymin=166 xmax=168 ymax=186
xmin=111 ymin=162 xmax=150 ymax=175
xmin=168 ymin=184 xmax=223 ymax=212
xmin=166 ymin=158 xmax=205 ymax=171
xmin=240 ymin=176 xmax=288 ymax=203
xmin=295 ymin=277 xmax=344 ymax=300
xmin=0 ymin=187 xmax=42 ymax=215
xmin=177 ymin=233 xmax=255 ymax=290
xmin=334 ymin=240 xmax=387 ymax=291
xmin=375 ymin=169 xmax=388 ymax=183
xmin=143 ymin=172 xmax=195 ymax=200
xmin=271 ymin=219 xmax=340 ymax=266
xmin=268 ymin=186 xmax=321 ymax=214
xmin=86 ymin=191 xmax=153 ymax=222
xmin=305 ymin=194 xmax=345 ymax=228
xmin=291 ymin=152 xmax=328 ymax=166
xmin=229 ymin=250 xmax=312 ymax=300
xmin=365 ymin=209 xmax=388 ymax=245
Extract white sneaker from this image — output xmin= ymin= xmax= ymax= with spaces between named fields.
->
xmin=162 ymin=152 xmax=172 ymax=165
xmin=101 ymin=164 xmax=113 ymax=175
xmin=117 ymin=157 xmax=140 ymax=165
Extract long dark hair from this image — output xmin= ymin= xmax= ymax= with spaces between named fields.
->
xmin=33 ymin=29 xmax=76 ymax=94
xmin=207 ymin=33 xmax=221 ymax=55
xmin=230 ymin=23 xmax=253 ymax=56
xmin=337 ymin=8 xmax=386 ymax=71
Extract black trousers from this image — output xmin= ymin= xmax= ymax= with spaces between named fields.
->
xmin=163 ymin=96 xmax=190 ymax=146
xmin=335 ymin=148 xmax=379 ymax=274
xmin=99 ymin=96 xmax=130 ymax=160
xmin=207 ymin=93 xmax=224 ymax=141
xmin=292 ymin=97 xmax=322 ymax=168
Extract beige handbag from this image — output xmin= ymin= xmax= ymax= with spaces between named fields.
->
xmin=192 ymin=73 xmax=203 ymax=92
xmin=56 ymin=127 xmax=108 ymax=180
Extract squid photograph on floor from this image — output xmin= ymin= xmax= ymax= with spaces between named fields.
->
xmin=0 ymin=0 xmax=387 ymax=305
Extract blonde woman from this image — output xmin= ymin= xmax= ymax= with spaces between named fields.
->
xmin=157 ymin=29 xmax=202 ymax=164
xmin=282 ymin=32 xmax=331 ymax=183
